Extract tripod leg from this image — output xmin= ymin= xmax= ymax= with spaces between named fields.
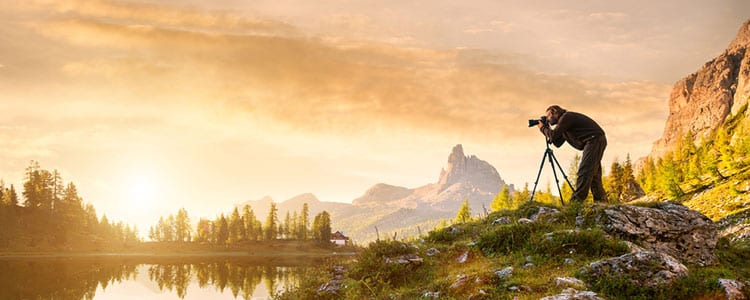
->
xmin=550 ymin=151 xmax=574 ymax=191
xmin=546 ymin=151 xmax=565 ymax=206
xmin=529 ymin=150 xmax=549 ymax=203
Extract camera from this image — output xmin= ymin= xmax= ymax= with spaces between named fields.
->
xmin=528 ymin=116 xmax=548 ymax=127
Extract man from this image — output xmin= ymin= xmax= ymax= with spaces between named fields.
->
xmin=538 ymin=105 xmax=607 ymax=203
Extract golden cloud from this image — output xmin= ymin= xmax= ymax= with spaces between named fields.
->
xmin=22 ymin=0 xmax=670 ymax=150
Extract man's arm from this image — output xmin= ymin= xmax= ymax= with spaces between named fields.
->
xmin=538 ymin=116 xmax=568 ymax=147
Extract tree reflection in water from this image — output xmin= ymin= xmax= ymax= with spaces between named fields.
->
xmin=0 ymin=256 xmax=322 ymax=300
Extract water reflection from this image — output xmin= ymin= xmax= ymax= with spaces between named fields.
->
xmin=0 ymin=256 xmax=326 ymax=300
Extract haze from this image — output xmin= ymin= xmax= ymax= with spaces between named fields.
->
xmin=1 ymin=0 xmax=748 ymax=233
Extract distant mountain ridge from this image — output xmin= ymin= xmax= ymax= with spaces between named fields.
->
xmin=238 ymin=144 xmax=509 ymax=243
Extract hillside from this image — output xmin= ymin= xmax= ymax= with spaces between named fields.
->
xmin=277 ymin=202 xmax=750 ymax=299
xmin=637 ymin=19 xmax=750 ymax=242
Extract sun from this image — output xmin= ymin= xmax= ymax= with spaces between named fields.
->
xmin=123 ymin=171 xmax=161 ymax=213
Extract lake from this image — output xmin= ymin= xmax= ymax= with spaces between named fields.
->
xmin=0 ymin=255 xmax=337 ymax=300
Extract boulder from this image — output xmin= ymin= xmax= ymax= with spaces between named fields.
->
xmin=578 ymin=202 xmax=717 ymax=265
xmin=555 ymin=277 xmax=586 ymax=290
xmin=718 ymin=279 xmax=747 ymax=300
xmin=425 ymin=248 xmax=441 ymax=256
xmin=493 ymin=216 xmax=512 ymax=225
xmin=531 ymin=206 xmax=561 ymax=222
xmin=494 ymin=266 xmax=513 ymax=280
xmin=457 ymin=250 xmax=470 ymax=263
xmin=385 ymin=254 xmax=423 ymax=265
xmin=540 ymin=288 xmax=604 ymax=300
xmin=580 ymin=251 xmax=688 ymax=288
xmin=450 ymin=274 xmax=470 ymax=289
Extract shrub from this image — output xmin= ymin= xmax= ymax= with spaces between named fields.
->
xmin=531 ymin=228 xmax=629 ymax=258
xmin=476 ymin=222 xmax=554 ymax=255
xmin=347 ymin=240 xmax=430 ymax=289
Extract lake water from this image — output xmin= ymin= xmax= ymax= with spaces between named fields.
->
xmin=0 ymin=255 xmax=332 ymax=300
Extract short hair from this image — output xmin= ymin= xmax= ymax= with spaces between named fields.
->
xmin=546 ymin=105 xmax=567 ymax=116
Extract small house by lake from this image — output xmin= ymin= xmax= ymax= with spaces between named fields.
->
xmin=330 ymin=231 xmax=350 ymax=246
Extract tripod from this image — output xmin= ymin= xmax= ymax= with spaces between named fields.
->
xmin=529 ymin=137 xmax=574 ymax=206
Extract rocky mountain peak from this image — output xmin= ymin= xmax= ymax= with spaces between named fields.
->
xmin=649 ymin=19 xmax=750 ymax=158
xmin=438 ymin=144 xmax=503 ymax=193
xmin=729 ymin=19 xmax=750 ymax=50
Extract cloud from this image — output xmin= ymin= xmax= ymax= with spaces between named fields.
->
xmin=19 ymin=0 xmax=671 ymax=158
xmin=29 ymin=0 xmax=296 ymax=36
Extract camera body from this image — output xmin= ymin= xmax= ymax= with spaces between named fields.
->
xmin=528 ymin=116 xmax=548 ymax=127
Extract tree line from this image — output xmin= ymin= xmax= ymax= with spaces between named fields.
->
xmin=0 ymin=161 xmax=139 ymax=250
xmin=637 ymin=104 xmax=750 ymax=198
xmin=485 ymin=153 xmax=640 ymax=215
xmin=149 ymin=202 xmax=334 ymax=244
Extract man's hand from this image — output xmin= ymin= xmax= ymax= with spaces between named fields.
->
xmin=537 ymin=121 xmax=544 ymax=129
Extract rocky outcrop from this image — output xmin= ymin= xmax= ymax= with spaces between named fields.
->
xmin=540 ymin=288 xmax=604 ymax=300
xmin=580 ymin=251 xmax=689 ymax=288
xmin=438 ymin=144 xmax=504 ymax=193
xmin=578 ymin=202 xmax=717 ymax=265
xmin=650 ymin=19 xmax=750 ymax=158
xmin=718 ymin=279 xmax=747 ymax=300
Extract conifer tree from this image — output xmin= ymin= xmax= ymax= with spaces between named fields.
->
xmin=242 ymin=205 xmax=258 ymax=241
xmin=299 ymin=203 xmax=309 ymax=240
xmin=265 ymin=203 xmax=279 ymax=240
xmin=490 ymin=185 xmax=511 ymax=212
xmin=454 ymin=198 xmax=471 ymax=224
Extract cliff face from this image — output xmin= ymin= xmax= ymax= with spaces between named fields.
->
xmin=650 ymin=20 xmax=750 ymax=158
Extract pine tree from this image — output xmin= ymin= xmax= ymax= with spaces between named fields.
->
xmin=2 ymin=184 xmax=18 ymax=207
xmin=454 ymin=198 xmax=471 ymax=224
xmin=299 ymin=203 xmax=309 ymax=240
xmin=265 ymin=203 xmax=278 ymax=240
xmin=195 ymin=218 xmax=211 ymax=243
xmin=490 ymin=185 xmax=511 ymax=212
xmin=242 ymin=205 xmax=258 ymax=241
xmin=228 ymin=207 xmax=242 ymax=244
xmin=311 ymin=211 xmax=332 ymax=242
xmin=216 ymin=214 xmax=229 ymax=245
xmin=283 ymin=211 xmax=292 ymax=239
xmin=175 ymin=208 xmax=191 ymax=242
xmin=606 ymin=159 xmax=623 ymax=202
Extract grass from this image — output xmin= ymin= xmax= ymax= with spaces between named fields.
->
xmin=274 ymin=202 xmax=750 ymax=299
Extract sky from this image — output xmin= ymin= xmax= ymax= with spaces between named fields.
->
xmin=1 ymin=0 xmax=749 ymax=234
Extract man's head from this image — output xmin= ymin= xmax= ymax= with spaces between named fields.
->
xmin=545 ymin=105 xmax=567 ymax=126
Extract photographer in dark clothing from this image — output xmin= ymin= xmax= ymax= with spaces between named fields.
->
xmin=537 ymin=105 xmax=607 ymax=203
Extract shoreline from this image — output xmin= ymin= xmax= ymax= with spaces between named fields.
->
xmin=0 ymin=251 xmax=357 ymax=259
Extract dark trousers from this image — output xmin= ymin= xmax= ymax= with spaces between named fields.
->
xmin=571 ymin=135 xmax=607 ymax=202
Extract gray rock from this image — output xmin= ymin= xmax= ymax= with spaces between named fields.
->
xmin=450 ymin=274 xmax=469 ymax=289
xmin=317 ymin=279 xmax=343 ymax=295
xmin=457 ymin=251 xmax=469 ymax=263
xmin=493 ymin=216 xmax=512 ymax=225
xmin=531 ymin=206 xmax=561 ymax=222
xmin=540 ymin=288 xmax=604 ymax=300
xmin=555 ymin=277 xmax=586 ymax=289
xmin=523 ymin=263 xmax=535 ymax=269
xmin=718 ymin=279 xmax=747 ymax=300
xmin=580 ymin=251 xmax=688 ymax=288
xmin=423 ymin=291 xmax=440 ymax=298
xmin=579 ymin=202 xmax=717 ymax=266
xmin=495 ymin=266 xmax=513 ymax=280
xmin=518 ymin=218 xmax=533 ymax=224
xmin=563 ymin=258 xmax=576 ymax=265
xmin=426 ymin=248 xmax=441 ymax=256
xmin=525 ymin=255 xmax=534 ymax=263
xmin=385 ymin=254 xmax=423 ymax=264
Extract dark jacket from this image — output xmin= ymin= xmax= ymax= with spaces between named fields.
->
xmin=540 ymin=111 xmax=604 ymax=150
